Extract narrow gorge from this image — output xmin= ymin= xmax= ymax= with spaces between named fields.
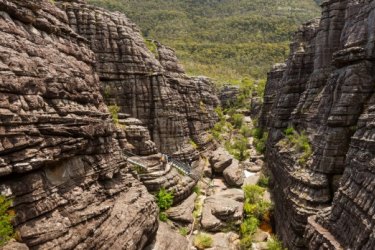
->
xmin=0 ymin=0 xmax=374 ymax=250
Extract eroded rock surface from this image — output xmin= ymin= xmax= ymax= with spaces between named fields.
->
xmin=58 ymin=0 xmax=220 ymax=157
xmin=0 ymin=0 xmax=158 ymax=249
xmin=260 ymin=1 xmax=375 ymax=249
xmin=201 ymin=189 xmax=244 ymax=232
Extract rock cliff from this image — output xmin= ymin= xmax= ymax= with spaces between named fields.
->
xmin=0 ymin=0 xmax=158 ymax=249
xmin=57 ymin=0 xmax=219 ymax=157
xmin=0 ymin=0 xmax=220 ymax=249
xmin=260 ymin=0 xmax=375 ymax=249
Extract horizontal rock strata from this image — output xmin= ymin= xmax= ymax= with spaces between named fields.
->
xmin=260 ymin=0 xmax=375 ymax=249
xmin=0 ymin=0 xmax=158 ymax=249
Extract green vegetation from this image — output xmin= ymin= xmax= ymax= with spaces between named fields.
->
xmin=251 ymin=127 xmax=268 ymax=154
xmin=108 ymin=104 xmax=120 ymax=124
xmin=232 ymin=114 xmax=244 ymax=129
xmin=193 ymin=185 xmax=201 ymax=196
xmin=145 ymin=39 xmax=158 ymax=57
xmin=189 ymin=139 xmax=198 ymax=150
xmin=240 ymin=185 xmax=272 ymax=249
xmin=0 ymin=196 xmax=14 ymax=246
xmin=267 ymin=235 xmax=287 ymax=250
xmin=194 ymin=233 xmax=213 ymax=249
xmin=283 ymin=126 xmax=312 ymax=165
xmin=179 ymin=227 xmax=189 ymax=236
xmin=225 ymin=136 xmax=249 ymax=162
xmin=87 ymin=0 xmax=320 ymax=83
xmin=155 ymin=188 xmax=174 ymax=221
xmin=257 ymin=175 xmax=270 ymax=188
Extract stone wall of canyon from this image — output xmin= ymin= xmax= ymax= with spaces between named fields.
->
xmin=0 ymin=0 xmax=219 ymax=249
xmin=260 ymin=0 xmax=375 ymax=249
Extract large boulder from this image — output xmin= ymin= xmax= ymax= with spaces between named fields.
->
xmin=167 ymin=192 xmax=197 ymax=223
xmin=223 ymin=160 xmax=244 ymax=187
xmin=201 ymin=189 xmax=244 ymax=232
xmin=209 ymin=148 xmax=233 ymax=173
xmin=144 ymin=222 xmax=189 ymax=250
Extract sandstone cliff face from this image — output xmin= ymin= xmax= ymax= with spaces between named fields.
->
xmin=260 ymin=0 xmax=375 ymax=249
xmin=57 ymin=0 xmax=220 ymax=157
xmin=0 ymin=0 xmax=158 ymax=249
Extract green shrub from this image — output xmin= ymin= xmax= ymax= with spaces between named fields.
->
xmin=284 ymin=127 xmax=312 ymax=165
xmin=226 ymin=136 xmax=249 ymax=161
xmin=240 ymin=125 xmax=252 ymax=137
xmin=240 ymin=235 xmax=253 ymax=250
xmin=251 ymin=127 xmax=263 ymax=140
xmin=179 ymin=227 xmax=189 ymax=236
xmin=232 ymin=114 xmax=244 ymax=129
xmin=0 ymin=196 xmax=14 ymax=246
xmin=194 ymin=233 xmax=213 ymax=249
xmin=243 ymin=185 xmax=264 ymax=204
xmin=193 ymin=186 xmax=201 ymax=196
xmin=284 ymin=126 xmax=294 ymax=136
xmin=145 ymin=39 xmax=158 ymax=57
xmin=253 ymin=131 xmax=268 ymax=154
xmin=108 ymin=104 xmax=120 ymax=124
xmin=240 ymin=216 xmax=259 ymax=236
xmin=189 ymin=139 xmax=198 ymax=149
xmin=159 ymin=212 xmax=168 ymax=222
xmin=257 ymin=175 xmax=269 ymax=188
xmin=155 ymin=188 xmax=174 ymax=211
xmin=267 ymin=235 xmax=286 ymax=250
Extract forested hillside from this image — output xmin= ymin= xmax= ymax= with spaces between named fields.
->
xmin=87 ymin=0 xmax=321 ymax=84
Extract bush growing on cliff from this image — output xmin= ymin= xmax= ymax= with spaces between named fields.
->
xmin=267 ymin=235 xmax=286 ymax=250
xmin=156 ymin=188 xmax=174 ymax=210
xmin=231 ymin=113 xmax=244 ymax=129
xmin=0 ymin=196 xmax=14 ymax=246
xmin=108 ymin=104 xmax=120 ymax=124
xmin=194 ymin=233 xmax=213 ymax=249
xmin=155 ymin=188 xmax=174 ymax=221
xmin=225 ymin=136 xmax=249 ymax=162
xmin=283 ymin=127 xmax=312 ymax=165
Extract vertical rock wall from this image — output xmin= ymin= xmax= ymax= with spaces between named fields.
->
xmin=58 ymin=1 xmax=220 ymax=156
xmin=0 ymin=0 xmax=157 ymax=249
xmin=261 ymin=0 xmax=375 ymax=249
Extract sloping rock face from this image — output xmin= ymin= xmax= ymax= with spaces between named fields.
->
xmin=58 ymin=0 xmax=220 ymax=156
xmin=260 ymin=1 xmax=375 ymax=249
xmin=0 ymin=0 xmax=158 ymax=249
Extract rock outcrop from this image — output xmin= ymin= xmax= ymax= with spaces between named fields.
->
xmin=58 ymin=0 xmax=220 ymax=157
xmin=260 ymin=1 xmax=375 ymax=249
xmin=0 ymin=0 xmax=158 ymax=249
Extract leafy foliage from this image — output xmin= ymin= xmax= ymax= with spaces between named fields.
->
xmin=231 ymin=114 xmax=244 ymax=129
xmin=0 ymin=196 xmax=14 ymax=246
xmin=155 ymin=187 xmax=174 ymax=222
xmin=283 ymin=126 xmax=312 ymax=165
xmin=179 ymin=227 xmax=189 ymax=236
xmin=108 ymin=104 xmax=120 ymax=124
xmin=257 ymin=175 xmax=270 ymax=188
xmin=194 ymin=233 xmax=213 ymax=249
xmin=267 ymin=235 xmax=287 ymax=250
xmin=240 ymin=185 xmax=272 ymax=248
xmin=87 ymin=0 xmax=320 ymax=82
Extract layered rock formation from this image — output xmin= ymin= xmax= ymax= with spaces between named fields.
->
xmin=0 ymin=0 xmax=158 ymax=249
xmin=260 ymin=0 xmax=375 ymax=249
xmin=58 ymin=0 xmax=219 ymax=157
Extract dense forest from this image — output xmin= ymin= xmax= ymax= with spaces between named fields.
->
xmin=88 ymin=0 xmax=321 ymax=84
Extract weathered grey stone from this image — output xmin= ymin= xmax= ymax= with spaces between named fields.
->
xmin=201 ymin=190 xmax=244 ymax=232
xmin=144 ymin=222 xmax=189 ymax=250
xmin=223 ymin=160 xmax=244 ymax=187
xmin=209 ymin=147 xmax=233 ymax=173
xmin=167 ymin=192 xmax=197 ymax=223
xmin=259 ymin=1 xmax=375 ymax=249
xmin=0 ymin=1 xmax=159 ymax=249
